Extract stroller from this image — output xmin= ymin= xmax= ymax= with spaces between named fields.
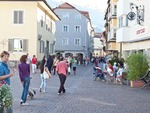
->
xmin=93 ymin=66 xmax=105 ymax=81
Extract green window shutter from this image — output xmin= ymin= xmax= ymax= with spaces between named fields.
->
xmin=23 ymin=39 xmax=28 ymax=52
xmin=14 ymin=11 xmax=18 ymax=24
xmin=19 ymin=11 xmax=23 ymax=24
xmin=8 ymin=39 xmax=14 ymax=52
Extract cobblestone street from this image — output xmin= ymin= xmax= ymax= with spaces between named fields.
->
xmin=11 ymin=65 xmax=150 ymax=113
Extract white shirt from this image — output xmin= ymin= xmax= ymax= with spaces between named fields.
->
xmin=26 ymin=56 xmax=31 ymax=64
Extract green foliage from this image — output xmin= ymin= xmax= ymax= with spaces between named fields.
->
xmin=109 ymin=57 xmax=119 ymax=66
xmin=0 ymin=84 xmax=13 ymax=108
xmin=126 ymin=53 xmax=149 ymax=80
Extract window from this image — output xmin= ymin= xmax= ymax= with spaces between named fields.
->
xmin=75 ymin=14 xmax=81 ymax=19
xmin=74 ymin=39 xmax=81 ymax=45
xmin=75 ymin=25 xmax=81 ymax=32
xmin=62 ymin=38 xmax=68 ymax=45
xmin=114 ymin=5 xmax=117 ymax=15
xmin=114 ymin=29 xmax=116 ymax=37
xmin=126 ymin=15 xmax=128 ymax=26
xmin=62 ymin=13 xmax=69 ymax=19
xmin=8 ymin=39 xmax=28 ymax=52
xmin=41 ymin=16 xmax=44 ymax=27
xmin=46 ymin=20 xmax=49 ymax=31
xmin=13 ymin=11 xmax=23 ymax=24
xmin=118 ymin=16 xmax=123 ymax=28
xmin=62 ymin=25 xmax=69 ymax=32
xmin=40 ymin=40 xmax=44 ymax=53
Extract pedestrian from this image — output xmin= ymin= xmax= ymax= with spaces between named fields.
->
xmin=53 ymin=56 xmax=59 ymax=75
xmin=18 ymin=55 xmax=30 ymax=105
xmin=31 ymin=55 xmax=37 ymax=73
xmin=0 ymin=51 xmax=14 ymax=85
xmin=39 ymin=56 xmax=51 ymax=92
xmin=73 ymin=57 xmax=77 ymax=75
xmin=26 ymin=53 xmax=31 ymax=65
xmin=46 ymin=55 xmax=53 ymax=73
xmin=0 ymin=51 xmax=14 ymax=113
xmin=56 ymin=57 xmax=68 ymax=95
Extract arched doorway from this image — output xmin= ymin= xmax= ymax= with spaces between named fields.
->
xmin=65 ymin=53 xmax=73 ymax=58
xmin=76 ymin=53 xmax=83 ymax=64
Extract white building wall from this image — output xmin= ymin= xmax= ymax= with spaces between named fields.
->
xmin=116 ymin=0 xmax=130 ymax=42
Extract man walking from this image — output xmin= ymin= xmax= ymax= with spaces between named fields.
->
xmin=46 ymin=55 xmax=53 ymax=73
xmin=56 ymin=57 xmax=68 ymax=94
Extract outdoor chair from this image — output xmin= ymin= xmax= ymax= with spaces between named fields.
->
xmin=140 ymin=70 xmax=150 ymax=90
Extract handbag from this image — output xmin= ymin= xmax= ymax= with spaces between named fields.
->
xmin=43 ymin=68 xmax=51 ymax=79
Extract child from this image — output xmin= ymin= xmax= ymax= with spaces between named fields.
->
xmin=73 ymin=58 xmax=77 ymax=75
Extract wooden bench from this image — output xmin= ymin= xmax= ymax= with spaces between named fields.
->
xmin=140 ymin=70 xmax=150 ymax=90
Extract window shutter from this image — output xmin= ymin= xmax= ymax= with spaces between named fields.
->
xmin=23 ymin=39 xmax=28 ymax=52
xmin=19 ymin=11 xmax=23 ymax=24
xmin=14 ymin=11 xmax=18 ymax=24
xmin=8 ymin=39 xmax=14 ymax=52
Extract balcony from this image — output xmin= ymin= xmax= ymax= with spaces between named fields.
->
xmin=107 ymin=28 xmax=116 ymax=42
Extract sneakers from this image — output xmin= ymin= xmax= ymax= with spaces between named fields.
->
xmin=21 ymin=103 xmax=29 ymax=106
xmin=58 ymin=93 xmax=61 ymax=95
xmin=20 ymin=100 xmax=23 ymax=104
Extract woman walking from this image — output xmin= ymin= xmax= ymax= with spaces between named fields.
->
xmin=18 ymin=55 xmax=30 ymax=105
xmin=56 ymin=57 xmax=68 ymax=94
xmin=39 ymin=56 xmax=51 ymax=92
xmin=31 ymin=55 xmax=37 ymax=74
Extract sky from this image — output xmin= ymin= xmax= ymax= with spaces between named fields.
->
xmin=48 ymin=0 xmax=107 ymax=12
xmin=47 ymin=0 xmax=108 ymax=32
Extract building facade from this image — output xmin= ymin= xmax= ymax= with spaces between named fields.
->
xmin=0 ymin=0 xmax=60 ymax=61
xmin=116 ymin=0 xmax=150 ymax=59
xmin=93 ymin=33 xmax=103 ymax=57
xmin=103 ymin=0 xmax=120 ymax=57
xmin=54 ymin=3 xmax=94 ymax=59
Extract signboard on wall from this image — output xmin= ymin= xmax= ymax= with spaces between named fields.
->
xmin=135 ymin=26 xmax=149 ymax=36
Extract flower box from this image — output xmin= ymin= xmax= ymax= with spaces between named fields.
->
xmin=130 ymin=80 xmax=144 ymax=88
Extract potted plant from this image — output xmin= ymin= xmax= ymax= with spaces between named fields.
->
xmin=126 ymin=52 xmax=149 ymax=88
xmin=0 ymin=84 xmax=13 ymax=113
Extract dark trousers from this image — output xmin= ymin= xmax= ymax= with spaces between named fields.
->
xmin=53 ymin=66 xmax=56 ymax=75
xmin=48 ymin=67 xmax=52 ymax=73
xmin=58 ymin=74 xmax=66 ymax=93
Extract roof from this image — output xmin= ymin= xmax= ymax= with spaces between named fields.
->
xmin=54 ymin=2 xmax=90 ymax=20
xmin=94 ymin=33 xmax=101 ymax=38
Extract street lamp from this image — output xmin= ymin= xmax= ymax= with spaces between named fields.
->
xmin=127 ymin=3 xmax=144 ymax=25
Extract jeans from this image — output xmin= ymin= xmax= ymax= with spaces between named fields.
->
xmin=58 ymin=74 xmax=66 ymax=93
xmin=21 ymin=77 xmax=30 ymax=103
xmin=40 ymin=74 xmax=46 ymax=92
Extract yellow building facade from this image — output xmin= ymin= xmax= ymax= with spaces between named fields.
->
xmin=104 ymin=0 xmax=119 ymax=56
xmin=0 ymin=0 xmax=60 ymax=61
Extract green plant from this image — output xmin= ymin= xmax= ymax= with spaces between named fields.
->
xmin=126 ymin=53 xmax=149 ymax=81
xmin=0 ymin=84 xmax=13 ymax=109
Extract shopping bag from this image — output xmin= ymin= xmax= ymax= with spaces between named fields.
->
xmin=68 ymin=66 xmax=71 ymax=72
